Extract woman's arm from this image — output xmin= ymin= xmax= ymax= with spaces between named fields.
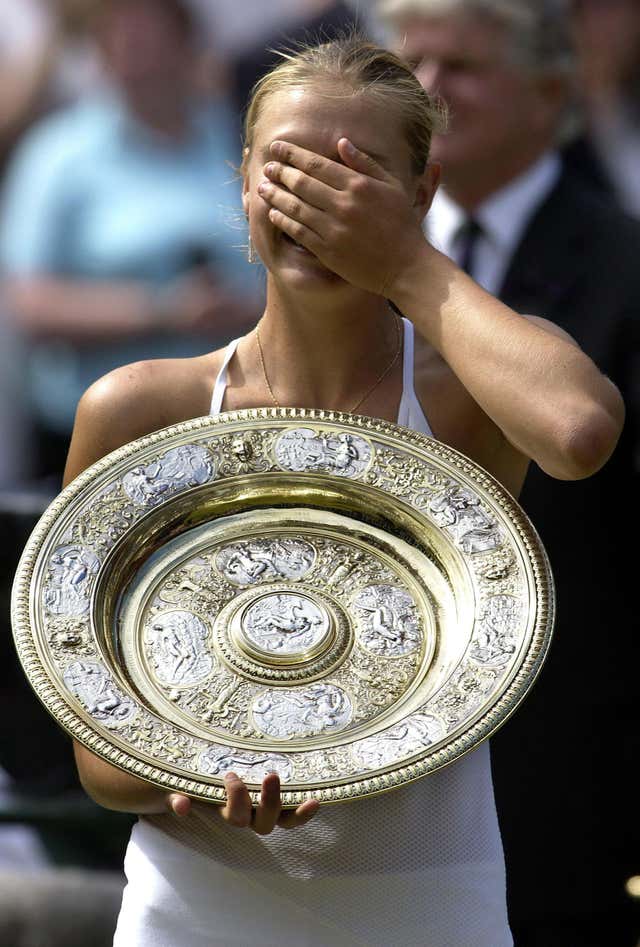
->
xmin=389 ymin=247 xmax=624 ymax=480
xmin=258 ymin=138 xmax=624 ymax=480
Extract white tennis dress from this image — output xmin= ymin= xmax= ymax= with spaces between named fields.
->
xmin=113 ymin=320 xmax=513 ymax=947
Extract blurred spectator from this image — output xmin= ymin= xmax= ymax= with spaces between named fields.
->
xmin=0 ymin=0 xmax=261 ymax=488
xmin=0 ymin=0 xmax=105 ymax=168
xmin=566 ymin=0 xmax=640 ymax=216
xmin=379 ymin=0 xmax=640 ymax=944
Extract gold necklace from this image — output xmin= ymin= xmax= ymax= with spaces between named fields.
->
xmin=255 ymin=314 xmax=402 ymax=415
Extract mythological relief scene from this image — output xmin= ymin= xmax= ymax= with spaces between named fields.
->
xmin=131 ymin=532 xmax=428 ymax=745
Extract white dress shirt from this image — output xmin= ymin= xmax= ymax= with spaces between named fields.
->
xmin=427 ymin=152 xmax=562 ymax=295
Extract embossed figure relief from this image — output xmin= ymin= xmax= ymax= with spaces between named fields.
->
xmin=216 ymin=539 xmax=315 ymax=586
xmin=429 ymin=486 xmax=502 ymax=554
xmin=252 ymin=683 xmax=353 ymax=739
xmin=243 ymin=593 xmax=330 ymax=655
xmin=470 ymin=595 xmax=522 ymax=666
xmin=63 ymin=661 xmax=136 ymax=727
xmin=352 ymin=713 xmax=445 ymax=770
xmin=354 ymin=584 xmax=422 ymax=656
xmin=122 ymin=445 xmax=215 ymax=506
xmin=275 ymin=428 xmax=372 ymax=477
xmin=43 ymin=545 xmax=101 ymax=616
xmin=199 ymin=746 xmax=293 ymax=782
xmin=145 ymin=610 xmax=213 ymax=686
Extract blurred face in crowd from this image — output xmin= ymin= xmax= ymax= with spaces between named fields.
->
xmin=572 ymin=0 xmax=640 ymax=96
xmin=98 ymin=0 xmax=193 ymax=102
xmin=396 ymin=11 xmax=567 ymax=201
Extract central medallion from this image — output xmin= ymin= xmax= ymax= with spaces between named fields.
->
xmin=215 ymin=582 xmax=350 ymax=684
xmin=240 ymin=592 xmax=331 ymax=661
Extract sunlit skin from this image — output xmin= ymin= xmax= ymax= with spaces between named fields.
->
xmin=66 ymin=82 xmax=623 ymax=837
xmin=395 ymin=12 xmax=568 ymax=208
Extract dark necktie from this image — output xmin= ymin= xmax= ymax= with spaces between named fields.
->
xmin=456 ymin=217 xmax=483 ymax=278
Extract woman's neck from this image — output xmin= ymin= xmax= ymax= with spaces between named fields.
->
xmin=253 ymin=282 xmax=402 ymax=412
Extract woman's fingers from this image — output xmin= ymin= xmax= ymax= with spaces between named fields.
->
xmin=267 ymin=207 xmax=323 ymax=255
xmin=219 ymin=772 xmax=319 ymax=834
xmin=251 ymin=772 xmax=283 ymax=835
xmin=277 ymin=798 xmax=320 ymax=830
xmin=270 ymin=140 xmax=352 ymax=189
xmin=263 ymin=160 xmax=335 ymax=212
xmin=220 ymin=772 xmax=253 ymax=828
xmin=258 ymin=180 xmax=325 ymax=237
xmin=268 ymin=138 xmax=390 ymax=187
xmin=337 ymin=137 xmax=390 ymax=181
xmin=216 ymin=772 xmax=319 ymax=834
xmin=166 ymin=793 xmax=192 ymax=817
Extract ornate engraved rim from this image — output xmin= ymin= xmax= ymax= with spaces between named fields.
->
xmin=12 ymin=408 xmax=554 ymax=806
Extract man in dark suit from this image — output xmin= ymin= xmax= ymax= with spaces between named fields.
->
xmin=378 ymin=1 xmax=640 ymax=944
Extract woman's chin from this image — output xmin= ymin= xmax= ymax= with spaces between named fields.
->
xmin=272 ymin=248 xmax=347 ymax=287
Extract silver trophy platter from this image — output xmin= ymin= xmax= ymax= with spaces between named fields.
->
xmin=12 ymin=409 xmax=554 ymax=807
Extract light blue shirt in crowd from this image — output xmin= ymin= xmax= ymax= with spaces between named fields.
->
xmin=0 ymin=93 xmax=262 ymax=433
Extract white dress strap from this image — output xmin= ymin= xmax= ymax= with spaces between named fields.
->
xmin=397 ymin=318 xmax=434 ymax=436
xmin=209 ymin=337 xmax=241 ymax=416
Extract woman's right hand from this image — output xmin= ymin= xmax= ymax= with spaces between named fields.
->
xmin=166 ymin=772 xmax=320 ymax=836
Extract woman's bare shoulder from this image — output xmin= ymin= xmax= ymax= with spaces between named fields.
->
xmin=64 ymin=351 xmax=226 ymax=485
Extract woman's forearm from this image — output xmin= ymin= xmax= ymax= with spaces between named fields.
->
xmin=390 ymin=244 xmax=625 ymax=480
xmin=73 ymin=740 xmax=171 ymax=815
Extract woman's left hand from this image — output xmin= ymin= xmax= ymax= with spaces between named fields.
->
xmin=258 ymin=138 xmax=432 ymax=297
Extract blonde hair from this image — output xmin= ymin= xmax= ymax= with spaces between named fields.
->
xmin=242 ymin=34 xmax=447 ymax=176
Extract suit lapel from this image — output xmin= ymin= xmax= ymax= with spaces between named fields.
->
xmin=499 ymin=171 xmax=591 ymax=322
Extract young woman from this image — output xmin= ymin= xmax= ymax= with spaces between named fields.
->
xmin=64 ymin=37 xmax=623 ymax=947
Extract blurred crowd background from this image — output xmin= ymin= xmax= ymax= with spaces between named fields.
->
xmin=0 ymin=1 xmax=638 ymax=945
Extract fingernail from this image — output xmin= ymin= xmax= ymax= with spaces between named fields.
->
xmin=264 ymin=163 xmax=275 ymax=175
xmin=257 ymin=182 xmax=268 ymax=195
xmin=343 ymin=139 xmax=356 ymax=155
xmin=270 ymin=141 xmax=283 ymax=156
xmin=224 ymin=771 xmax=237 ymax=781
